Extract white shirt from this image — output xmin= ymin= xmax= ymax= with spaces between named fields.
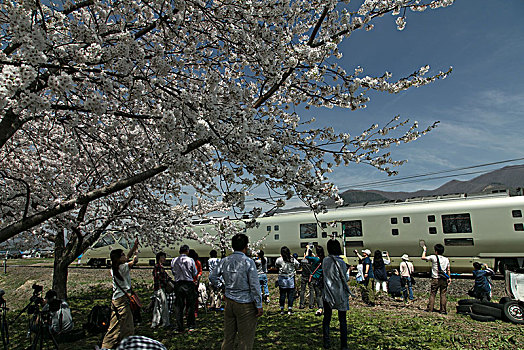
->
xmin=400 ymin=261 xmax=414 ymax=278
xmin=112 ymin=263 xmax=132 ymax=300
xmin=426 ymin=255 xmax=450 ymax=279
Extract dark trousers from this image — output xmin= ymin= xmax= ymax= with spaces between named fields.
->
xmin=360 ymin=278 xmax=374 ymax=305
xmin=299 ymin=277 xmax=314 ymax=308
xmin=322 ymin=300 xmax=347 ymax=350
xmin=279 ymin=287 xmax=294 ymax=309
xmin=174 ymin=281 xmax=196 ymax=331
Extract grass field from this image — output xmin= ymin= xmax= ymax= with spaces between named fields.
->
xmin=0 ymin=265 xmax=523 ymax=350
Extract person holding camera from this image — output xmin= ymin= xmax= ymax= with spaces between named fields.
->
xmin=305 ymin=245 xmax=325 ymax=316
xmin=373 ymin=250 xmax=391 ymax=295
xmin=470 ymin=262 xmax=494 ymax=302
xmin=101 ymin=237 xmax=139 ymax=349
xmin=298 ymin=247 xmax=315 ymax=310
xmin=254 ymin=250 xmax=270 ymax=304
xmin=275 ymin=246 xmax=300 ymax=315
xmin=354 ymin=249 xmax=375 ymax=306
xmin=41 ymin=290 xmax=74 ymax=336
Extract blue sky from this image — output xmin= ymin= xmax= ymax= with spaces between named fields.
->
xmin=292 ymin=0 xmax=524 ymax=198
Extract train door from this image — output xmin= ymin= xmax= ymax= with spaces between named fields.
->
xmin=341 ymin=220 xmax=363 ymax=256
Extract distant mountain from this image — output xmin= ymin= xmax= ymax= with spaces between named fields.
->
xmin=335 ymin=164 xmax=524 ymax=205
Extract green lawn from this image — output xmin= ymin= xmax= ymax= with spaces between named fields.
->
xmin=1 ymin=267 xmax=523 ymax=349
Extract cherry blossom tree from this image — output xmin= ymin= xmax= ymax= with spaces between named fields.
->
xmin=1 ymin=0 xmax=455 ymax=296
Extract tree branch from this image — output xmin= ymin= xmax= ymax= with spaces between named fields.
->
xmin=63 ymin=0 xmax=94 ymax=16
xmin=0 ymin=137 xmax=211 ymax=242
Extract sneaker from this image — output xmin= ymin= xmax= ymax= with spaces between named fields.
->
xmin=188 ymin=328 xmax=196 ymax=332
xmin=280 ymin=309 xmax=285 ymax=315
xmin=299 ymin=305 xmax=305 ymax=309
xmin=440 ymin=311 xmax=448 ymax=315
xmin=315 ymin=308 xmax=323 ymax=316
xmin=287 ymin=310 xmax=293 ymax=315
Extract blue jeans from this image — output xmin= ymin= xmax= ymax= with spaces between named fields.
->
xmin=279 ymin=288 xmax=295 ymax=309
xmin=259 ymin=274 xmax=269 ymax=296
xmin=405 ymin=277 xmax=414 ymax=300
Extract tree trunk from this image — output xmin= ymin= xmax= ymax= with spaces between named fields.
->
xmin=52 ymin=258 xmax=70 ymax=300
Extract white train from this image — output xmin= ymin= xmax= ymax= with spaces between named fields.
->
xmin=82 ymin=191 xmax=524 ymax=273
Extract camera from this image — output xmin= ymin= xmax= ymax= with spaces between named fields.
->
xmin=27 ymin=284 xmax=44 ymax=314
xmin=32 ymin=284 xmax=43 ymax=294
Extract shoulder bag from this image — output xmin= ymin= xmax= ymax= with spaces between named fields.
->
xmin=114 ymin=277 xmax=142 ymax=313
xmin=308 ymin=260 xmax=322 ymax=283
xmin=436 ymin=256 xmax=450 ymax=280
xmin=404 ymin=262 xmax=416 ymax=285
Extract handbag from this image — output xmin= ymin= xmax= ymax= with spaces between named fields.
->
xmin=114 ymin=277 xmax=142 ymax=312
xmin=128 ymin=291 xmax=142 ymax=313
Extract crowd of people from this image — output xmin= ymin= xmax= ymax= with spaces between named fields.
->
xmin=98 ymin=236 xmax=496 ymax=350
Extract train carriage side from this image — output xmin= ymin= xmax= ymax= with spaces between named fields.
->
xmin=253 ymin=194 xmax=524 ymax=273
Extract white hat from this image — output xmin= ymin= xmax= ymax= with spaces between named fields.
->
xmin=362 ymin=249 xmax=372 ymax=256
xmin=401 ymin=254 xmax=409 ymax=261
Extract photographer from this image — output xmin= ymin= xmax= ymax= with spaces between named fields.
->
xmin=101 ymin=237 xmax=139 ymax=349
xmin=41 ymin=290 xmax=74 ymax=335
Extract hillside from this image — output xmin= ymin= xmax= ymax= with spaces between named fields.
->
xmin=335 ymin=164 xmax=524 ymax=205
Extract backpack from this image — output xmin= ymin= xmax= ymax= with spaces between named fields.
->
xmin=84 ymin=305 xmax=111 ymax=334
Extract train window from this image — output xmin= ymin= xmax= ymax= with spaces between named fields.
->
xmin=322 ymin=232 xmax=328 ymax=238
xmin=266 ymin=226 xmax=271 ymax=231
xmin=444 ymin=238 xmax=474 ymax=246
xmin=93 ymin=235 xmax=116 ymax=248
xmin=274 ymin=234 xmax=280 ymax=240
xmin=118 ymin=238 xmax=129 ymax=249
xmin=321 ymin=222 xmax=327 ymax=229
xmin=274 ymin=225 xmax=279 ymax=231
xmin=300 ymin=242 xmax=308 ymax=249
xmin=429 ymin=227 xmax=437 ymax=234
xmin=514 ymin=223 xmax=524 ymax=231
xmin=342 ymin=220 xmax=363 ymax=237
xmin=345 ymin=241 xmax=364 ymax=248
xmin=403 ymin=217 xmax=410 ymax=224
xmin=300 ymin=223 xmax=318 ymax=239
xmin=428 ymin=215 xmax=436 ymax=222
xmin=512 ymin=210 xmax=522 ymax=218
xmin=392 ymin=229 xmax=399 ymax=236
xmin=93 ymin=240 xmax=105 ymax=248
xmin=442 ymin=213 xmax=472 ymax=233
xmin=390 ymin=218 xmax=398 ymax=224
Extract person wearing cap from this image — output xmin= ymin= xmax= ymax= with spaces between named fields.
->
xmin=399 ymin=254 xmax=415 ymax=302
xmin=354 ymin=249 xmax=375 ymax=306
xmin=171 ymin=244 xmax=198 ymax=332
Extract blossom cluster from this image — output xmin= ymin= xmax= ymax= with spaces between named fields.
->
xmin=0 ymin=0 xmax=454 ymax=247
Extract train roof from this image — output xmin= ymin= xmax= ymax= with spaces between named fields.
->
xmin=264 ymin=190 xmax=521 ymax=218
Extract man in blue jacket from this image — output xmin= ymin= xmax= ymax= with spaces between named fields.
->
xmin=209 ymin=234 xmax=263 ymax=350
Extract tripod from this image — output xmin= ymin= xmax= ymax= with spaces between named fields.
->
xmin=13 ymin=294 xmax=58 ymax=350
xmin=28 ymin=312 xmax=59 ymax=350
xmin=0 ymin=297 xmax=8 ymax=350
